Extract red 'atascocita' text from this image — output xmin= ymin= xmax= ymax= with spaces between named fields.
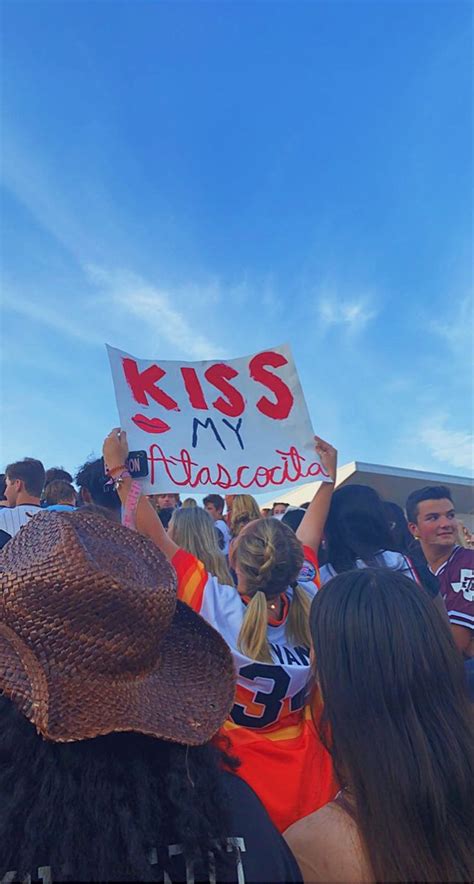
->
xmin=148 ymin=444 xmax=329 ymax=490
xmin=123 ymin=350 xmax=294 ymax=422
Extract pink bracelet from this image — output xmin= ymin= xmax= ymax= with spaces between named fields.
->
xmin=122 ymin=480 xmax=141 ymax=530
xmin=106 ymin=469 xmax=131 ymax=491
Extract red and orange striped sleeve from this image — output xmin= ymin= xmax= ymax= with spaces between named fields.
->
xmin=171 ymin=548 xmax=208 ymax=613
xmin=301 ymin=545 xmax=320 ymax=589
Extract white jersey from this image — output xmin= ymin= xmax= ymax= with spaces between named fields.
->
xmin=172 ymin=544 xmax=319 ymax=730
xmin=0 ymin=504 xmax=43 ymax=546
xmin=320 ymin=549 xmax=420 ymax=585
xmin=171 ymin=544 xmax=336 ymax=835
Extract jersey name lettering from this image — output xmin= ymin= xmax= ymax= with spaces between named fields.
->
xmin=270 ymin=644 xmax=310 ymax=666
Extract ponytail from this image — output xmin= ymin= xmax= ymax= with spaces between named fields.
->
xmin=234 ymin=518 xmax=311 ymax=662
xmin=286 ymin=584 xmax=312 ymax=649
xmin=237 ymin=591 xmax=273 ymax=663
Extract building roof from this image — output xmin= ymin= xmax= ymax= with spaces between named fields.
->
xmin=266 ymin=461 xmax=474 ymax=515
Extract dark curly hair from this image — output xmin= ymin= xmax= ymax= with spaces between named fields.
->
xmin=0 ymin=696 xmax=237 ymax=882
xmin=75 ymin=458 xmax=121 ymax=512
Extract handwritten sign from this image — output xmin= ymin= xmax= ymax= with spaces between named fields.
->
xmin=107 ymin=343 xmax=330 ymax=494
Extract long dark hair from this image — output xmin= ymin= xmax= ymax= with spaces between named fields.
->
xmin=310 ymin=569 xmax=474 ymax=883
xmin=325 ymin=484 xmax=394 ymax=572
xmin=382 ymin=500 xmax=413 ymax=555
xmin=0 ymin=696 xmax=235 ymax=882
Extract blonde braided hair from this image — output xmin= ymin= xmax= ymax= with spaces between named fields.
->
xmin=234 ymin=518 xmax=312 ymax=662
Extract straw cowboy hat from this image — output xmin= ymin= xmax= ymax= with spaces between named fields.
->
xmin=0 ymin=510 xmax=236 ymax=744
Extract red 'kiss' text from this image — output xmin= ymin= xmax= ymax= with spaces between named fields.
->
xmin=123 ymin=350 xmax=294 ymax=422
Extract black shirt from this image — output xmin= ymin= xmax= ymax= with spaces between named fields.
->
xmin=407 ymin=541 xmax=440 ymax=599
xmin=214 ymin=772 xmax=303 ymax=883
xmin=4 ymin=773 xmax=302 ymax=884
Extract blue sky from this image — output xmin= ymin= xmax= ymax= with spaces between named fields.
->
xmin=1 ymin=0 xmax=472 ymax=489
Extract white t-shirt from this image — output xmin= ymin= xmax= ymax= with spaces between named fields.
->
xmin=0 ymin=504 xmax=43 ymax=546
xmin=215 ymin=518 xmax=232 ymax=555
xmin=319 ymin=550 xmax=420 ymax=585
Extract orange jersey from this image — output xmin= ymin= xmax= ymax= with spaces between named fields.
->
xmin=172 ymin=545 xmax=337 ymax=832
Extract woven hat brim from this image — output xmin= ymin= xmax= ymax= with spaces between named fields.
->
xmin=0 ymin=600 xmax=236 ymax=746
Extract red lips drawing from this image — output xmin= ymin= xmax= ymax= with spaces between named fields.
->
xmin=132 ymin=414 xmax=171 ymax=434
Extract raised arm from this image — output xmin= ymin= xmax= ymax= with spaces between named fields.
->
xmin=296 ymin=436 xmax=337 ymax=554
xmin=102 ymin=428 xmax=178 ymax=561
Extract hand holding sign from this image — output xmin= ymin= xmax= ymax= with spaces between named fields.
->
xmin=107 ymin=343 xmax=331 ymax=495
xmin=314 ymin=436 xmax=337 ymax=482
xmin=103 ymin=428 xmax=130 ymax=472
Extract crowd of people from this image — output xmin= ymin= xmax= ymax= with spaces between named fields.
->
xmin=0 ymin=431 xmax=472 ymax=883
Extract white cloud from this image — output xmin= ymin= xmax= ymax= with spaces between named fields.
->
xmin=418 ymin=416 xmax=473 ymax=473
xmin=0 ymin=128 xmax=249 ymax=362
xmin=430 ymin=295 xmax=472 ymax=357
xmin=261 ymin=281 xmax=283 ymax=317
xmin=2 ymin=290 xmax=104 ymax=346
xmin=316 ymin=291 xmax=378 ymax=331
xmin=3 ymin=267 xmax=226 ymax=362
xmin=383 ymin=375 xmax=412 ymax=394
xmin=84 ymin=265 xmax=225 ymax=360
xmin=1 ymin=129 xmax=93 ymax=261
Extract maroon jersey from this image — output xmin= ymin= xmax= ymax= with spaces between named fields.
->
xmin=434 ymin=546 xmax=474 ymax=633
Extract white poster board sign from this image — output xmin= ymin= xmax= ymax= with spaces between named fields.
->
xmin=107 ymin=343 xmax=330 ymax=494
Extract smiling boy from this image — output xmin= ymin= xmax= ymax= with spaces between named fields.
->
xmin=407 ymin=486 xmax=474 ymax=658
